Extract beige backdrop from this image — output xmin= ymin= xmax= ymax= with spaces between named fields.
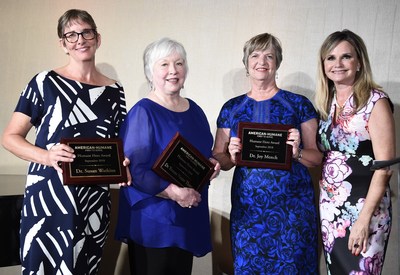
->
xmin=0 ymin=0 xmax=399 ymax=274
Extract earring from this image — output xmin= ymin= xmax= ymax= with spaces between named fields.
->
xmin=246 ymin=71 xmax=249 ymax=77
xmin=275 ymin=72 xmax=279 ymax=80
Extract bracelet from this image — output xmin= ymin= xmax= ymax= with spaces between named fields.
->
xmin=296 ymin=149 xmax=303 ymax=161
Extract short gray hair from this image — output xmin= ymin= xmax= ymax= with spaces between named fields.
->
xmin=143 ymin=37 xmax=188 ymax=85
xmin=242 ymin=33 xmax=283 ymax=71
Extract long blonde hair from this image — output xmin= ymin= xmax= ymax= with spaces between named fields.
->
xmin=315 ymin=29 xmax=382 ymax=120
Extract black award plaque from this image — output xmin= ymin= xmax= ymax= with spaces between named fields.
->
xmin=61 ymin=138 xmax=127 ymax=185
xmin=152 ymin=132 xmax=215 ymax=191
xmin=237 ymin=122 xmax=293 ymax=170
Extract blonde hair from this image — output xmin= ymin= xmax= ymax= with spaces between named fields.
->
xmin=315 ymin=29 xmax=382 ymax=120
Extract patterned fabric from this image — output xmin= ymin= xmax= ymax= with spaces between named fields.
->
xmin=15 ymin=70 xmax=126 ymax=275
xmin=318 ymin=90 xmax=392 ymax=275
xmin=115 ymin=98 xmax=213 ymax=256
xmin=216 ymin=90 xmax=318 ymax=274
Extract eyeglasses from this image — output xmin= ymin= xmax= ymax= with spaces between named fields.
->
xmin=62 ymin=29 xmax=97 ymax=43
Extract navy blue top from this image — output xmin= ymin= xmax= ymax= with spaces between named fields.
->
xmin=115 ymin=98 xmax=213 ymax=256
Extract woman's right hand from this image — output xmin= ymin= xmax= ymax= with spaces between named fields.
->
xmin=161 ymin=184 xmax=201 ymax=208
xmin=119 ymin=157 xmax=132 ymax=187
xmin=228 ymin=137 xmax=242 ymax=164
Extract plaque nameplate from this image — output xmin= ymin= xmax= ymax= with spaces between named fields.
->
xmin=152 ymin=132 xmax=215 ymax=191
xmin=61 ymin=138 xmax=127 ymax=185
xmin=237 ymin=122 xmax=292 ymax=170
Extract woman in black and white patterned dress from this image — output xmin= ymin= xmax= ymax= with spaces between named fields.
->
xmin=2 ymin=9 xmax=127 ymax=274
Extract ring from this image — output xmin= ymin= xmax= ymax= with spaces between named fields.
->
xmin=188 ymin=205 xmax=192 ymax=208
xmin=354 ymin=243 xmax=359 ymax=248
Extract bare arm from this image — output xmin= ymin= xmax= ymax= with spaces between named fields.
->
xmin=212 ymin=128 xmax=235 ymax=170
xmin=2 ymin=112 xmax=75 ymax=173
xmin=348 ymin=98 xmax=395 ymax=255
xmin=289 ymin=118 xmax=323 ymax=168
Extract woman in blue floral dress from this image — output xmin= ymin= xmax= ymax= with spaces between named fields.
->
xmin=213 ymin=33 xmax=323 ymax=274
xmin=2 ymin=10 xmax=127 ymax=274
xmin=315 ymin=30 xmax=394 ymax=274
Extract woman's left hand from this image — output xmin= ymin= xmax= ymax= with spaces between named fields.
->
xmin=164 ymin=184 xmax=202 ymax=208
xmin=287 ymin=128 xmax=301 ymax=159
xmin=209 ymin=158 xmax=221 ymax=180
xmin=348 ymin=218 xmax=369 ymax=255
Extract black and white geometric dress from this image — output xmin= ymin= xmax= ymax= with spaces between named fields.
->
xmin=14 ymin=70 xmax=126 ymax=274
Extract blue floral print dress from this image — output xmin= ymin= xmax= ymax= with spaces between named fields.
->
xmin=318 ymin=90 xmax=392 ymax=275
xmin=217 ymin=90 xmax=318 ymax=274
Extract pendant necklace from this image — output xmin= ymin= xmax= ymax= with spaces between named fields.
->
xmin=332 ymin=90 xmax=353 ymax=127
xmin=334 ymin=91 xmax=353 ymax=114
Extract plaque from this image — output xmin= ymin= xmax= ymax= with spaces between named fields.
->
xmin=60 ymin=138 xmax=127 ymax=185
xmin=152 ymin=132 xmax=215 ymax=191
xmin=237 ymin=122 xmax=293 ymax=170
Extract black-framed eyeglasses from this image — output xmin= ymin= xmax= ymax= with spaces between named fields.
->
xmin=62 ymin=29 xmax=97 ymax=43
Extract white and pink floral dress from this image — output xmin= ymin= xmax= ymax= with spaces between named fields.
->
xmin=318 ymin=89 xmax=392 ymax=275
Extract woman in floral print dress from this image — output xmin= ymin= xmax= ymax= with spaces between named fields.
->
xmin=315 ymin=30 xmax=395 ymax=274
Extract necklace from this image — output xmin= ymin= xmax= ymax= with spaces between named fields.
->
xmin=334 ymin=91 xmax=353 ymax=113
xmin=332 ymin=91 xmax=354 ymax=127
